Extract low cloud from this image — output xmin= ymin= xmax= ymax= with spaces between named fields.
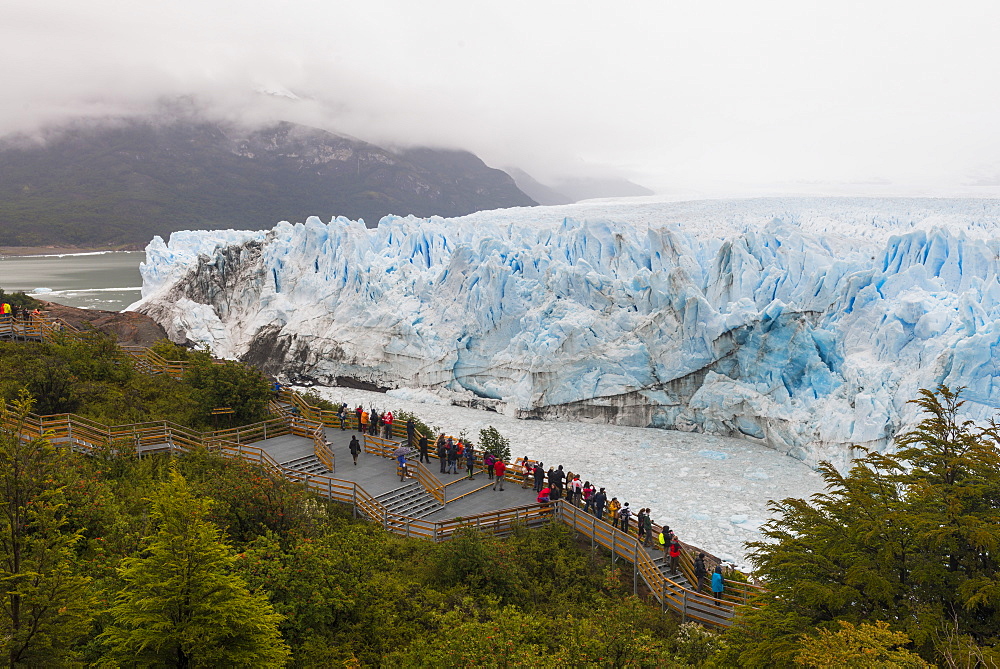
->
xmin=3 ymin=1 xmax=1000 ymax=195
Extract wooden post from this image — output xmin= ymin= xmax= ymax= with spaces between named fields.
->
xmin=661 ymin=577 xmax=667 ymax=614
xmin=591 ymin=517 xmax=596 ymax=553
xmin=682 ymin=590 xmax=688 ymax=623
xmin=633 ymin=542 xmax=638 ymax=595
xmin=611 ymin=530 xmax=617 ymax=567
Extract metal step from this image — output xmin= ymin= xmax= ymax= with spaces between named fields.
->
xmin=280 ymin=454 xmax=333 ymax=476
xmin=375 ymin=482 xmax=443 ymax=519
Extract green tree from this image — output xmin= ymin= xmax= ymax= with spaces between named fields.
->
xmin=726 ymin=386 xmax=1000 ymax=667
xmin=478 ymin=425 xmax=511 ymax=462
xmin=794 ymin=621 xmax=930 ymax=668
xmin=100 ymin=467 xmax=289 ymax=667
xmin=184 ymin=357 xmax=272 ymax=428
xmin=0 ymin=392 xmax=95 ymax=665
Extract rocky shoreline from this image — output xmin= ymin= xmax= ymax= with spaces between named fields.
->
xmin=36 ymin=300 xmax=167 ymax=348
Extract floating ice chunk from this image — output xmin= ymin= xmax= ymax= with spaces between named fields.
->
xmin=699 ymin=449 xmax=729 ymax=460
xmin=729 ymin=514 xmax=749 ymax=524
xmin=31 ymin=287 xmax=52 ymax=294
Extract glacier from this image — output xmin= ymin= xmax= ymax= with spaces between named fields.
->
xmin=131 ymin=197 xmax=1000 ymax=469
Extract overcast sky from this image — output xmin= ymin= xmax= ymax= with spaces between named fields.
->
xmin=3 ymin=1 xmax=1000 ymax=195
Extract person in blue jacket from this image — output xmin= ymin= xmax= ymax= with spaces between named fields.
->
xmin=711 ymin=565 xmax=725 ymax=600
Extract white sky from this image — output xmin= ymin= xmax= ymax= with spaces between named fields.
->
xmin=3 ymin=1 xmax=1000 ymax=194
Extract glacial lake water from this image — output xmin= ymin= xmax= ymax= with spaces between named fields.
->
xmin=0 ymin=251 xmax=144 ymax=311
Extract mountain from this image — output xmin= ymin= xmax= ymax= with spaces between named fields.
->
xmin=131 ymin=197 xmax=1000 ymax=470
xmin=0 ymin=118 xmax=536 ymax=247
xmin=549 ymin=176 xmax=654 ymax=201
xmin=507 ymin=167 xmax=654 ymax=205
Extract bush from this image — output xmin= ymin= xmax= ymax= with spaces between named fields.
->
xmin=478 ymin=425 xmax=511 ymax=462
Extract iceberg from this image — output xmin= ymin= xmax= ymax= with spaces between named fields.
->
xmin=131 ymin=197 xmax=1000 ymax=469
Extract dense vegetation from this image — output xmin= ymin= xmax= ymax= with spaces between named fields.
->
xmin=0 ymin=335 xmax=271 ymax=429
xmin=725 ymin=386 xmax=1000 ymax=667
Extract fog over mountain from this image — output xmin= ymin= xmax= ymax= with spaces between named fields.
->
xmin=4 ymin=2 xmax=999 ymax=197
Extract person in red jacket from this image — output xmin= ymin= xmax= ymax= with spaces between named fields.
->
xmin=382 ymin=410 xmax=394 ymax=439
xmin=669 ymin=538 xmax=682 ymax=575
xmin=492 ymin=459 xmax=506 ymax=491
xmin=537 ymin=487 xmax=551 ymax=503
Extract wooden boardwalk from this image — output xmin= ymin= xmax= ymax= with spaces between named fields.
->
xmin=1 ymin=315 xmax=761 ymax=628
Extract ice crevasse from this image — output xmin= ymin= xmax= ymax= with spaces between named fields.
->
xmin=131 ymin=197 xmax=1000 ymax=469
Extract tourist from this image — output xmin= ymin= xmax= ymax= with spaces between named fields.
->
xmin=521 ymin=456 xmax=532 ymax=488
xmin=533 ymin=463 xmax=545 ymax=492
xmin=582 ymin=481 xmax=594 ymax=512
xmin=418 ymin=434 xmax=430 ymax=463
xmin=437 ymin=435 xmax=447 ymax=473
xmin=484 ymin=452 xmax=495 ymax=480
xmin=657 ymin=527 xmax=667 ymax=552
xmin=607 ymin=497 xmax=621 ymax=526
xmin=360 ymin=409 xmax=369 ymax=434
xmin=618 ymin=502 xmax=631 ymax=533
xmin=552 ymin=465 xmax=565 ymax=494
xmin=492 ymin=458 xmax=506 ymax=491
xmin=636 ymin=508 xmax=647 ymax=543
xmin=446 ymin=439 xmax=458 ymax=474
xmin=537 ymin=486 xmax=551 ymax=503
xmin=406 ymin=417 xmax=415 ymax=447
xmin=712 ymin=565 xmax=725 ymax=600
xmin=456 ymin=440 xmax=465 ymax=471
xmin=337 ymin=403 xmax=347 ymax=430
xmin=669 ymin=538 xmax=681 ymax=574
xmin=465 ymin=443 xmax=476 ymax=479
xmin=349 ymin=435 xmax=361 ymax=466
xmin=394 ymin=444 xmax=408 ymax=482
xmin=694 ymin=553 xmax=707 ymax=593
xmin=641 ymin=509 xmax=653 ymax=547
xmin=382 ymin=410 xmax=394 ymax=439
xmin=570 ymin=476 xmax=583 ymax=506
xmin=355 ymin=405 xmax=363 ymax=430
xmin=592 ymin=488 xmax=607 ymax=520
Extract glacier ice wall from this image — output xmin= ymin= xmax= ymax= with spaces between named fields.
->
xmin=132 ymin=198 xmax=1000 ymax=469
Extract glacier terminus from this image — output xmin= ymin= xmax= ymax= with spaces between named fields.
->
xmin=131 ymin=197 xmax=1000 ymax=470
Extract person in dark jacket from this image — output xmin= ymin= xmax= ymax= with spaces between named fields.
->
xmin=694 ymin=553 xmax=707 ymax=593
xmin=592 ymin=488 xmax=607 ymax=520
xmin=436 ymin=435 xmax=447 ymax=473
xmin=418 ymin=434 xmax=430 ymax=463
xmin=446 ymin=439 xmax=458 ymax=474
xmin=533 ymin=463 xmax=545 ymax=492
xmin=465 ymin=444 xmax=476 ymax=479
xmin=406 ymin=418 xmax=415 ymax=447
xmin=349 ymin=435 xmax=361 ymax=466
xmin=711 ymin=565 xmax=725 ymax=600
xmin=641 ymin=509 xmax=653 ymax=547
xmin=484 ymin=453 xmax=495 ymax=480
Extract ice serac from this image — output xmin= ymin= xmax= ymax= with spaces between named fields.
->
xmin=130 ymin=198 xmax=1000 ymax=469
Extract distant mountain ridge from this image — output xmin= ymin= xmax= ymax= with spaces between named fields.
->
xmin=0 ymin=118 xmax=536 ymax=247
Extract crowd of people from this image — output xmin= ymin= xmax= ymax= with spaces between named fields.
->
xmin=328 ymin=401 xmax=731 ymax=601
xmin=0 ymin=302 xmax=43 ymax=325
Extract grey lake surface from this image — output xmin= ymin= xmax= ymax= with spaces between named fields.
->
xmin=0 ymin=251 xmax=143 ymax=311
